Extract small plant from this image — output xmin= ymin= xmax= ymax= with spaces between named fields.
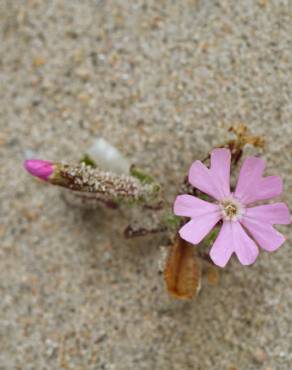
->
xmin=24 ymin=125 xmax=291 ymax=300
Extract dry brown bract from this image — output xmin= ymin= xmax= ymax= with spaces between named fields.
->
xmin=226 ymin=123 xmax=265 ymax=164
xmin=164 ymin=234 xmax=201 ymax=300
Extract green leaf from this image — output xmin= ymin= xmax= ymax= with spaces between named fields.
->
xmin=80 ymin=154 xmax=97 ymax=168
xmin=130 ymin=167 xmax=155 ymax=184
xmin=164 ymin=214 xmax=181 ymax=229
xmin=203 ymin=227 xmax=220 ymax=246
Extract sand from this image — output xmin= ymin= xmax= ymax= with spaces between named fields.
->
xmin=1 ymin=1 xmax=292 ymax=369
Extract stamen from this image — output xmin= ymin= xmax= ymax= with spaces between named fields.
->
xmin=219 ymin=197 xmax=244 ymax=221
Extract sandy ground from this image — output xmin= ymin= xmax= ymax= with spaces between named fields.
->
xmin=1 ymin=1 xmax=292 ymax=369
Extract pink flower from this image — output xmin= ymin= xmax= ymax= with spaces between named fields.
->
xmin=174 ymin=149 xmax=291 ymax=267
xmin=24 ymin=159 xmax=54 ymax=181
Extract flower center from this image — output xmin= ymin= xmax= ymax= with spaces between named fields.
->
xmin=219 ymin=197 xmax=244 ymax=221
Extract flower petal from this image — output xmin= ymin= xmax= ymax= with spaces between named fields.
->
xmin=188 ymin=161 xmax=220 ymax=200
xmin=233 ymin=222 xmax=259 ymax=265
xmin=210 ymin=221 xmax=259 ymax=267
xmin=255 ymin=176 xmax=283 ymax=202
xmin=244 ymin=203 xmax=291 ymax=225
xmin=179 ymin=212 xmax=221 ymax=245
xmin=188 ymin=148 xmax=231 ymax=200
xmin=234 ymin=157 xmax=264 ymax=202
xmin=210 ymin=148 xmax=231 ymax=198
xmin=209 ymin=222 xmax=234 ymax=267
xmin=174 ymin=194 xmax=220 ymax=218
xmin=241 ymin=217 xmax=286 ymax=252
xmin=234 ymin=157 xmax=283 ymax=204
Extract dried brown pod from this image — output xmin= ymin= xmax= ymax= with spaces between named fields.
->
xmin=164 ymin=234 xmax=201 ymax=300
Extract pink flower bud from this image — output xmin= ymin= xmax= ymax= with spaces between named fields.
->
xmin=24 ymin=159 xmax=54 ymax=181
